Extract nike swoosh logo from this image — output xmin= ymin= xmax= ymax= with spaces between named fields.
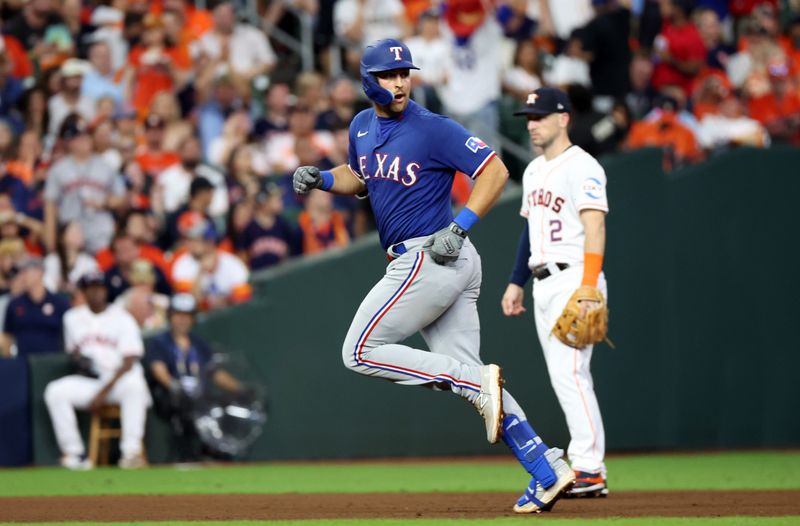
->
xmin=357 ymin=131 xmax=368 ymax=137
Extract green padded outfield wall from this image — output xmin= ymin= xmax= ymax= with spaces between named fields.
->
xmin=28 ymin=147 xmax=800 ymax=464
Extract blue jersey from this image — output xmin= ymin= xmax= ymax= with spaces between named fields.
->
xmin=235 ymin=216 xmax=299 ymax=271
xmin=347 ymin=101 xmax=495 ymax=249
xmin=3 ymin=291 xmax=70 ymax=356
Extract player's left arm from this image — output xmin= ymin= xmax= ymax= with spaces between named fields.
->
xmin=581 ymin=209 xmax=606 ymax=259
xmin=578 ymin=209 xmax=607 ymax=315
xmin=423 ymin=156 xmax=508 ymax=264
xmin=462 ymin=156 xmax=509 ymax=219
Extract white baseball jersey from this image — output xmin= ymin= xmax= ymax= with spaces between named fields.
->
xmin=520 ymin=145 xmax=609 ymax=267
xmin=172 ymin=250 xmax=251 ymax=303
xmin=63 ymin=304 xmax=144 ymax=377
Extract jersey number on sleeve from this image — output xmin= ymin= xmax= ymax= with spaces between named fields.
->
xmin=549 ymin=219 xmax=562 ymax=242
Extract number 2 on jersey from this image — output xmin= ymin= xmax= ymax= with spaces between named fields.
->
xmin=549 ymin=219 xmax=562 ymax=242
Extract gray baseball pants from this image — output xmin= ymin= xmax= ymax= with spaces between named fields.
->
xmin=342 ymin=236 xmax=526 ymax=419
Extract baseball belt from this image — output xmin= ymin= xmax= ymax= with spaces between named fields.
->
xmin=531 ymin=262 xmax=570 ymax=281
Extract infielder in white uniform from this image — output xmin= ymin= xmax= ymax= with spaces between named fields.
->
xmin=502 ymin=87 xmax=609 ymax=497
xmin=45 ymin=271 xmax=151 ymax=470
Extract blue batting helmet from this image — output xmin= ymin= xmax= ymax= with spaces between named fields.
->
xmin=360 ymin=39 xmax=419 ymax=106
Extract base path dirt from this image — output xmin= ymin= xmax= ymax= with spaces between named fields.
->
xmin=2 ymin=490 xmax=799 ymax=522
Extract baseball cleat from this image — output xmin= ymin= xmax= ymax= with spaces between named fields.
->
xmin=513 ymin=448 xmax=576 ymax=513
xmin=60 ymin=454 xmax=93 ymax=471
xmin=474 ymin=364 xmax=503 ymax=444
xmin=118 ymin=454 xmax=148 ymax=470
xmin=566 ymin=470 xmax=609 ymax=498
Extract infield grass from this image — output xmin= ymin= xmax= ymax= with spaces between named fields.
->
xmin=0 ymin=451 xmax=798 ymax=497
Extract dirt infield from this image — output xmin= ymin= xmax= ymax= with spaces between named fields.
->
xmin=2 ymin=490 xmax=800 ymax=522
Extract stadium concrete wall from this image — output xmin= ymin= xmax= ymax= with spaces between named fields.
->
xmin=24 ymin=147 xmax=800 ymax=465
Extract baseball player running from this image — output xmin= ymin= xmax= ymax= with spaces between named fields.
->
xmin=501 ymin=87 xmax=610 ymax=497
xmin=44 ymin=271 xmax=151 ymax=469
xmin=293 ymin=39 xmax=574 ymax=513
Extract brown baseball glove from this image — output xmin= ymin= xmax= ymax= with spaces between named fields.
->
xmin=552 ymin=286 xmax=611 ymax=349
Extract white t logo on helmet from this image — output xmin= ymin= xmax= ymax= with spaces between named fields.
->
xmin=389 ymin=46 xmax=403 ymax=61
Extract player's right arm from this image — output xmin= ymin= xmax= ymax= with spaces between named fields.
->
xmin=293 ymin=164 xmax=366 ymax=196
xmin=328 ymin=164 xmax=367 ymax=195
xmin=294 ymin=112 xmax=369 ymax=197
xmin=502 ymin=221 xmax=532 ymax=317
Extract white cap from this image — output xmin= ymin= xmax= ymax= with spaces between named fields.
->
xmin=170 ymin=293 xmax=198 ymax=313
xmin=90 ymin=6 xmax=124 ymax=26
xmin=60 ymin=58 xmax=91 ymax=77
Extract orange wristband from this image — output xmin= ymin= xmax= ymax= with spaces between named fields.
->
xmin=581 ymin=252 xmax=603 ymax=287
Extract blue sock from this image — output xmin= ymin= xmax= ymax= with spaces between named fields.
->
xmin=502 ymin=415 xmax=556 ymax=487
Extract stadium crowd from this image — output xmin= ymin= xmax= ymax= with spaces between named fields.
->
xmin=0 ymin=0 xmax=798 ymax=362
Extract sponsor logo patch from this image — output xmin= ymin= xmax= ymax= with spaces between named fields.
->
xmin=582 ymin=177 xmax=604 ymax=199
xmin=465 ymin=136 xmax=488 ymax=153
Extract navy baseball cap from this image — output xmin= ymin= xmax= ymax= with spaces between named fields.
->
xmin=60 ymin=116 xmax=90 ymax=140
xmin=513 ymin=87 xmax=572 ymax=116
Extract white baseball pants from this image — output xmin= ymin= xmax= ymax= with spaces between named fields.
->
xmin=533 ymin=265 xmax=607 ymax=475
xmin=44 ymin=366 xmax=152 ymax=459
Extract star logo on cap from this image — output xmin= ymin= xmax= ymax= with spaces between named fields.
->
xmin=527 ymin=93 xmax=539 ymax=105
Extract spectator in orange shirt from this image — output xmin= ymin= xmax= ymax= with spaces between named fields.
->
xmin=697 ymin=96 xmax=769 ymax=150
xmin=4 ymin=131 xmax=44 ymax=187
xmin=135 ymin=114 xmax=180 ymax=179
xmin=625 ymin=95 xmax=702 ymax=169
xmin=0 ymin=34 xmax=33 ymax=80
xmin=156 ymin=0 xmax=214 ymax=44
xmin=96 ymin=210 xmax=168 ymax=277
xmin=748 ymin=61 xmax=800 ymax=144
xmin=691 ymin=70 xmax=732 ymax=119
xmin=170 ymin=212 xmax=251 ymax=311
xmin=105 ymin=233 xmax=172 ymax=304
xmin=160 ymin=9 xmax=194 ymax=70
xmin=750 ymin=3 xmax=792 ymax=57
xmin=298 ymin=190 xmax=349 ymax=255
xmin=129 ymin=14 xmax=190 ymax=117
xmin=148 ymin=91 xmax=193 ymax=152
